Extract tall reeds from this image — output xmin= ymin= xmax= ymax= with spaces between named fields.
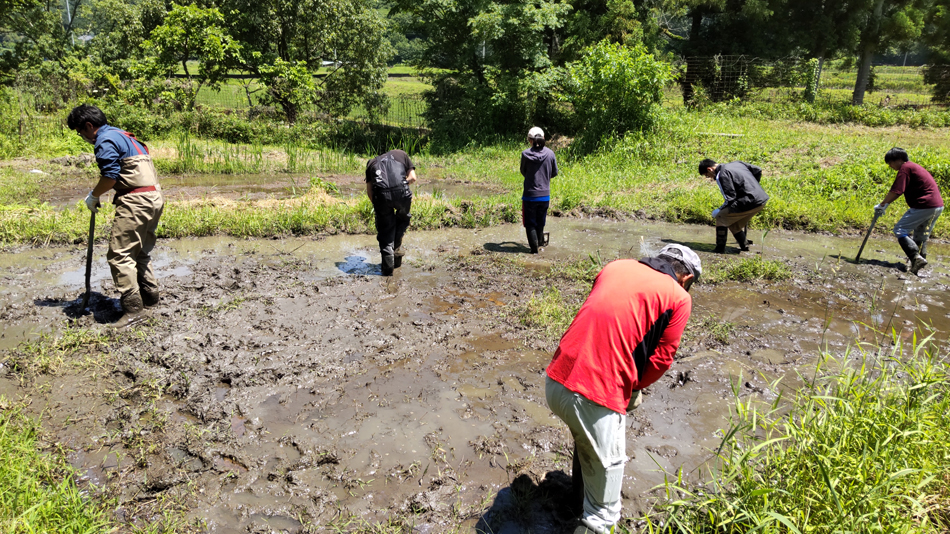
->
xmin=648 ymin=336 xmax=950 ymax=533
xmin=153 ymin=133 xmax=362 ymax=175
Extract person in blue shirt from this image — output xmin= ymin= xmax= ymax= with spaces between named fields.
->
xmin=521 ymin=127 xmax=558 ymax=254
xmin=67 ymin=104 xmax=164 ymax=316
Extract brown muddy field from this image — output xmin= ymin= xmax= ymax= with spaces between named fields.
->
xmin=2 ymin=218 xmax=950 ymax=533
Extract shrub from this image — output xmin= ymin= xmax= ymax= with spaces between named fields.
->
xmin=564 ymin=40 xmax=672 ymax=150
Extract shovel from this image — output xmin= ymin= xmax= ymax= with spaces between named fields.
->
xmin=855 ymin=211 xmax=882 ymax=263
xmin=80 ymin=211 xmax=95 ymax=310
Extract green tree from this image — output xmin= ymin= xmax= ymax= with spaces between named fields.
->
xmin=393 ymin=0 xmax=572 ymax=144
xmin=565 ymin=39 xmax=671 ymax=147
xmin=137 ymin=3 xmax=242 ymax=110
xmin=84 ymin=0 xmax=166 ymax=79
xmin=923 ymin=0 xmax=950 ymax=102
xmin=0 ymin=0 xmax=82 ymax=81
xmin=255 ymin=57 xmax=316 ymax=123
xmin=222 ymin=0 xmax=390 ymax=121
xmin=850 ymin=0 xmax=927 ymax=104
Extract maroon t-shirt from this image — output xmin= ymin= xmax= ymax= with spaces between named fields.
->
xmin=890 ymin=162 xmax=944 ymax=209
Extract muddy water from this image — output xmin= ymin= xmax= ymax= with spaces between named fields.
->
xmin=2 ymin=219 xmax=949 ymax=532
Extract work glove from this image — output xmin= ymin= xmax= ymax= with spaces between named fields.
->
xmin=711 ymin=208 xmax=721 ymax=219
xmin=85 ymin=191 xmax=100 ymax=214
xmin=873 ymin=203 xmax=888 ymax=217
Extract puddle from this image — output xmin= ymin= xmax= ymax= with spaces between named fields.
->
xmin=2 ymin=219 xmax=950 ymax=531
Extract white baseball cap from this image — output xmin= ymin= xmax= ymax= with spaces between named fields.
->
xmin=657 ymin=244 xmax=702 ymax=281
xmin=527 ymin=126 xmax=544 ymax=139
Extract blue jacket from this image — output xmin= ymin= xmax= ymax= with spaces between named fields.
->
xmin=93 ymin=124 xmax=158 ymax=190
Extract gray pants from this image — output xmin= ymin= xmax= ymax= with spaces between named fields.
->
xmin=893 ymin=207 xmax=943 ymax=253
xmin=546 ymin=377 xmax=627 ymax=534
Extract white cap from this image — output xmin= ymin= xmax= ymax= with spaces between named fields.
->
xmin=657 ymin=244 xmax=702 ymax=281
xmin=527 ymin=126 xmax=544 ymax=139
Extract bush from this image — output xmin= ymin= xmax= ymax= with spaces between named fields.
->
xmin=564 ymin=40 xmax=672 ymax=150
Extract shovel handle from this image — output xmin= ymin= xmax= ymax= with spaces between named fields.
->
xmin=855 ymin=212 xmax=881 ymax=263
xmin=80 ymin=211 xmax=95 ymax=309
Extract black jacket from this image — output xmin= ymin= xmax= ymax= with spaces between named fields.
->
xmin=715 ymin=161 xmax=768 ymax=213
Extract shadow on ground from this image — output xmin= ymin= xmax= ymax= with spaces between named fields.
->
xmin=476 ymin=471 xmax=579 ymax=534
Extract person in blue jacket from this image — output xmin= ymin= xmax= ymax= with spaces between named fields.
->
xmin=67 ymin=104 xmax=164 ymax=316
xmin=521 ymin=127 xmax=558 ymax=254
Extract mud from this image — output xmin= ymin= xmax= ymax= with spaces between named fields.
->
xmin=2 ymin=219 xmax=950 ymax=533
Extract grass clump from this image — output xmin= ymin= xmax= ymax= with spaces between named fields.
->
xmin=0 ymin=401 xmax=110 ymax=533
xmin=5 ymin=326 xmax=110 ymax=377
xmin=515 ymin=286 xmax=580 ymax=340
xmin=703 ymin=256 xmax=792 ymax=284
xmin=650 ymin=338 xmax=950 ymax=533
xmin=691 ymin=314 xmax=736 ymax=344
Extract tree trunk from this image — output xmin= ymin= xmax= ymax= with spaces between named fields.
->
xmin=852 ymin=0 xmax=885 ymax=105
xmin=682 ymin=9 xmax=704 ymax=106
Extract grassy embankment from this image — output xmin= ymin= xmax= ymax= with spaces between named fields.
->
xmin=3 ymin=107 xmax=949 ymax=247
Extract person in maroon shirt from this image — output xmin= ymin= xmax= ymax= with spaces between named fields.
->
xmin=545 ymin=244 xmax=700 ymax=534
xmin=874 ymin=147 xmax=944 ymax=275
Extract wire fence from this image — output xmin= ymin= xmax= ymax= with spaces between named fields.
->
xmin=677 ymin=55 xmax=946 ymax=108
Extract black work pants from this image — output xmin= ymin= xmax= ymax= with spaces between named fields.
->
xmin=522 ymin=200 xmax=549 ymax=234
xmin=373 ymin=195 xmax=412 ymax=260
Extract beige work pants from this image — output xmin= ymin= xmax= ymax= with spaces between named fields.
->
xmin=715 ymin=203 xmax=765 ymax=233
xmin=107 ymin=190 xmax=164 ymax=297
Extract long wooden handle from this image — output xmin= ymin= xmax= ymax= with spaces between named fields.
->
xmin=855 ymin=212 xmax=880 ymax=263
xmin=80 ymin=211 xmax=95 ymax=309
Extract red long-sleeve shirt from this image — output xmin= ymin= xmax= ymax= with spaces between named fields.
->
xmin=546 ymin=259 xmax=692 ymax=414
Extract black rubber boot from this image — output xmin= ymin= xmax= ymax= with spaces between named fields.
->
xmin=526 ymin=228 xmax=539 ymax=254
xmin=915 ymin=239 xmax=927 ymax=259
xmin=713 ymin=226 xmax=728 ymax=253
xmin=120 ymin=291 xmax=144 ymax=314
xmin=393 ymin=244 xmax=405 ymax=269
xmin=140 ymin=286 xmax=160 ymax=307
xmin=381 ymin=254 xmax=395 ymax=276
xmin=734 ymin=230 xmax=751 ymax=251
xmin=898 ymin=236 xmax=928 ymax=275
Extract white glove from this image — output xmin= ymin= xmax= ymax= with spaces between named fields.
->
xmin=711 ymin=208 xmax=721 ymax=219
xmin=873 ymin=203 xmax=888 ymax=217
xmin=85 ymin=191 xmax=100 ymax=213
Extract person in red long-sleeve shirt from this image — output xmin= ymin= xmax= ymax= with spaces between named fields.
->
xmin=546 ymin=244 xmax=700 ymax=534
xmin=873 ymin=147 xmax=944 ymax=275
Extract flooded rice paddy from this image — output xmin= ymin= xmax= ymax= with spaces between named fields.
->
xmin=2 ymin=217 xmax=949 ymax=533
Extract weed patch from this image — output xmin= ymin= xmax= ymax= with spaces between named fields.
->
xmin=703 ymin=256 xmax=792 ymax=284
xmin=649 ymin=339 xmax=950 ymax=533
xmin=0 ymin=401 xmax=110 ymax=533
xmin=5 ymin=325 xmax=110 ymax=378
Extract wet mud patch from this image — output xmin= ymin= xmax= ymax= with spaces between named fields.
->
xmin=2 ymin=220 xmax=950 ymax=532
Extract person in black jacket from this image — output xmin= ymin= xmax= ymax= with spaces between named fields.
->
xmin=698 ymin=159 xmax=770 ymax=253
xmin=366 ymin=149 xmax=417 ymax=275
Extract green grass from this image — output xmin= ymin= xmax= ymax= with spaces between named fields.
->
xmin=5 ymin=326 xmax=110 ymax=376
xmin=515 ymin=286 xmax=580 ymax=339
xmin=703 ymin=256 xmax=792 ymax=284
xmin=0 ymin=401 xmax=110 ymax=533
xmin=691 ymin=314 xmax=736 ymax=344
xmin=646 ymin=337 xmax=950 ymax=533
